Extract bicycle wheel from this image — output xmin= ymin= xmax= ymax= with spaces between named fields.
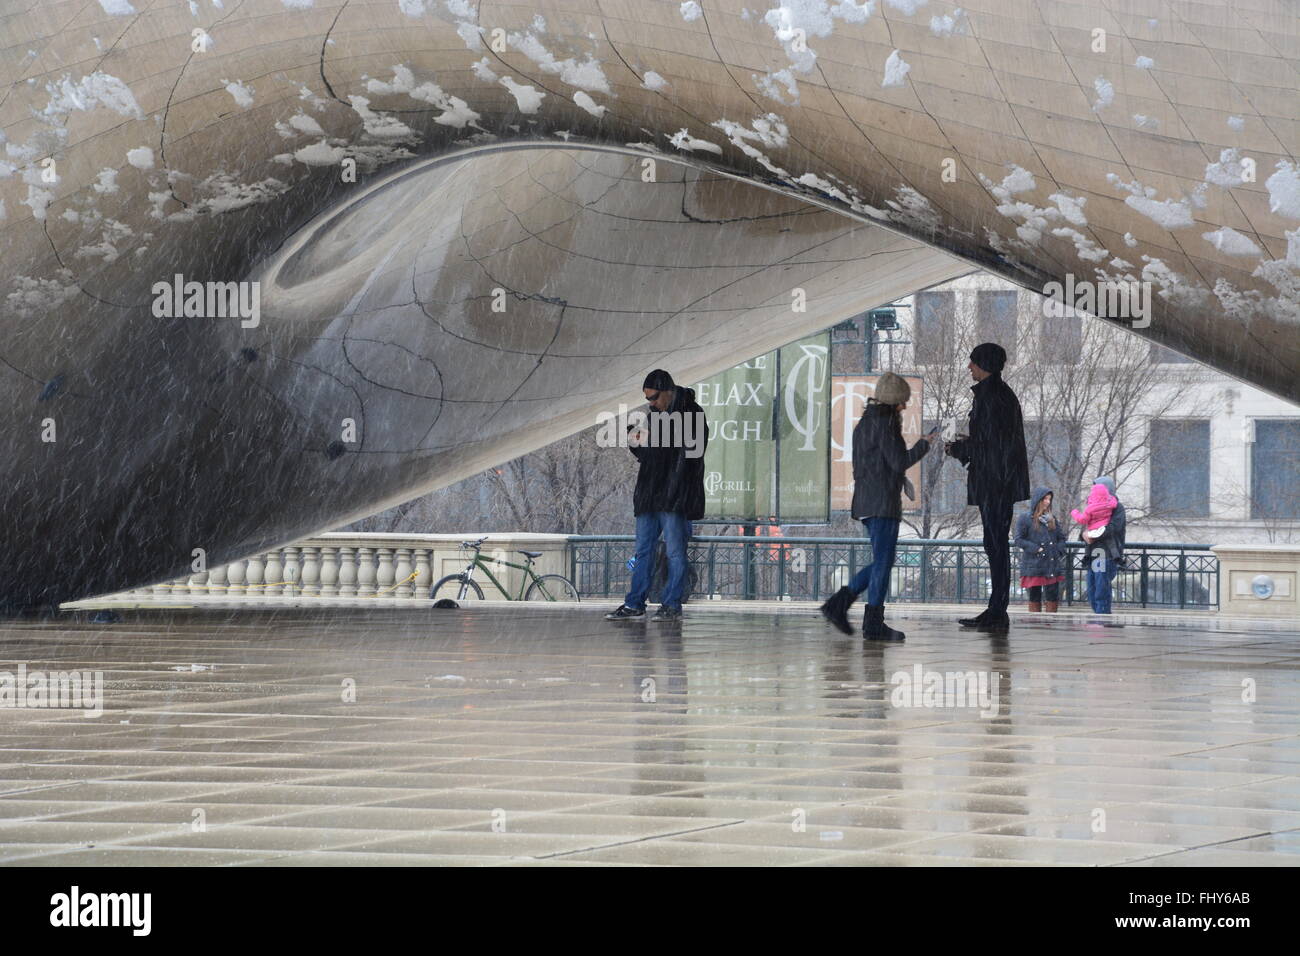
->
xmin=430 ymin=575 xmax=484 ymax=602
xmin=524 ymin=574 xmax=580 ymax=602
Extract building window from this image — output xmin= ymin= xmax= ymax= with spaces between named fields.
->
xmin=1251 ymin=420 xmax=1300 ymax=520
xmin=914 ymin=290 xmax=955 ymax=366
xmin=1150 ymin=420 xmax=1210 ymax=518
xmin=976 ymin=290 xmax=1017 ymax=365
xmin=1039 ymin=309 xmax=1082 ymax=365
xmin=1026 ymin=419 xmax=1079 ymax=496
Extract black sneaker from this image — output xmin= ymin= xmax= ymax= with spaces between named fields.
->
xmin=605 ymin=604 xmax=645 ymax=621
xmin=651 ymin=605 xmax=682 ymax=622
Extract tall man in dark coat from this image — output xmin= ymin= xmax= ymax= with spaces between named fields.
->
xmin=606 ymin=369 xmax=708 ymax=623
xmin=944 ymin=343 xmax=1030 ymax=632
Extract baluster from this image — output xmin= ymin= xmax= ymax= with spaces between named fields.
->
xmin=394 ymin=548 xmax=413 ymax=598
xmin=207 ymin=563 xmax=228 ymax=597
xmin=319 ymin=546 xmax=339 ymax=597
xmin=357 ymin=547 xmax=376 ymax=596
xmin=338 ymin=546 xmax=357 ymax=597
xmin=376 ymin=548 xmax=395 ymax=598
xmin=282 ymin=546 xmax=300 ymax=597
xmin=245 ymin=552 xmax=266 ymax=597
xmin=300 ymin=546 xmax=320 ymax=597
xmin=226 ymin=559 xmax=246 ymax=596
xmin=264 ymin=550 xmax=284 ymax=596
xmin=413 ymin=548 xmax=431 ymax=599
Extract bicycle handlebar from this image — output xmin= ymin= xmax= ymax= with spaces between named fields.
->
xmin=460 ymin=536 xmax=489 ymax=550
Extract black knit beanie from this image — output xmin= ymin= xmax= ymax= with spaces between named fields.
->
xmin=970 ymin=342 xmax=1007 ymax=374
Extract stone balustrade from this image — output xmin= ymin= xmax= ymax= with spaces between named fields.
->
xmin=124 ymin=532 xmax=572 ymax=603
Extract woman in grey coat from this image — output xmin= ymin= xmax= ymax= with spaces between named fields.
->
xmin=820 ymin=372 xmax=936 ymax=640
xmin=1014 ymin=487 xmax=1067 ymax=613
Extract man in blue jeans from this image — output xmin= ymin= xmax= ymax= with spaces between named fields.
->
xmin=607 ymin=370 xmax=708 ymax=623
xmin=1084 ymin=475 xmax=1126 ymax=614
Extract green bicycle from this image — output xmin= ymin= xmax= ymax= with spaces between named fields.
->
xmin=430 ymin=536 xmax=581 ymax=603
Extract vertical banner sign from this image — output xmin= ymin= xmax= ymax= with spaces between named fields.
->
xmin=777 ymin=334 xmax=831 ymax=521
xmin=830 ymin=374 xmax=924 ymax=512
xmin=695 ymin=355 xmax=775 ymax=519
xmin=693 ymin=333 xmax=831 ymax=522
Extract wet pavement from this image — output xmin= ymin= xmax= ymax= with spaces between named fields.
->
xmin=1 ymin=604 xmax=1298 ymax=866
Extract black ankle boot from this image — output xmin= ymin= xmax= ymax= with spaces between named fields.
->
xmin=863 ymin=604 xmax=905 ymax=641
xmin=819 ymin=586 xmax=856 ymax=635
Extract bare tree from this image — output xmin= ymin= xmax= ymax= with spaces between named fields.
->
xmin=344 ymin=424 xmax=637 ymax=535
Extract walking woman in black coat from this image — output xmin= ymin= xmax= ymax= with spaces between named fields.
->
xmin=820 ymin=372 xmax=937 ymax=640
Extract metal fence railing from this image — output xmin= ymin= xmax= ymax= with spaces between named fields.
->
xmin=568 ymin=535 xmax=1218 ymax=609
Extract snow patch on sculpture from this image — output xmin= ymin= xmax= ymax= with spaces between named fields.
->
xmin=929 ymin=8 xmax=968 ymax=36
xmin=1092 ymin=77 xmax=1113 ymax=111
xmin=6 ymin=270 xmax=81 ymax=318
xmin=574 ymin=92 xmax=607 ymax=117
xmin=366 ymin=65 xmax=481 ymax=128
xmin=223 ymin=80 xmax=255 ymax=109
xmin=93 ymin=168 xmax=119 ymax=194
xmin=1204 ymin=148 xmax=1248 ymax=188
xmin=42 ymin=72 xmax=144 ymax=122
xmin=713 ymin=115 xmax=791 ymax=176
xmin=882 ymin=50 xmax=911 ymax=89
xmin=347 ymin=95 xmax=416 ymax=140
xmin=506 ymin=24 xmax=612 ymax=94
xmin=1265 ymin=161 xmax=1300 ymax=220
xmin=669 ymin=128 xmax=723 ymax=154
xmin=1203 ymin=227 xmax=1262 ymax=258
xmin=1108 ymin=174 xmax=1204 ymax=230
xmin=500 ymin=77 xmax=545 ymax=114
xmin=755 ymin=69 xmax=799 ymax=104
xmin=763 ymin=1 xmax=877 ymax=74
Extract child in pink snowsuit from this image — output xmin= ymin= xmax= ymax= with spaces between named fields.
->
xmin=1072 ymin=482 xmax=1117 ymax=541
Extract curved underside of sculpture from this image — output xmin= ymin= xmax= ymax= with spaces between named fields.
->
xmin=0 ymin=0 xmax=1296 ymax=605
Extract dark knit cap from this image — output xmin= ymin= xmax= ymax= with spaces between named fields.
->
xmin=970 ymin=342 xmax=1007 ymax=374
xmin=642 ymin=369 xmax=675 ymax=391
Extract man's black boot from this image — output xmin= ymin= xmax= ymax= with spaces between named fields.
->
xmin=819 ymin=587 xmax=856 ymax=635
xmin=975 ymin=613 xmax=1010 ymax=633
xmin=863 ymin=604 xmax=905 ymax=641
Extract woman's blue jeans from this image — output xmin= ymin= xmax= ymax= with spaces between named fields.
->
xmin=848 ymin=517 xmax=900 ymax=606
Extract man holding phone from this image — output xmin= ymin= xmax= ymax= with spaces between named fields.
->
xmin=606 ymin=369 xmax=708 ymax=623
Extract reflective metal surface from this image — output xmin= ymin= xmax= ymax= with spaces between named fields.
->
xmin=0 ymin=1 xmax=1296 ymax=602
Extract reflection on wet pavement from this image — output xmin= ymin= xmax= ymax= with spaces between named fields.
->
xmin=1 ymin=605 xmax=1297 ymax=866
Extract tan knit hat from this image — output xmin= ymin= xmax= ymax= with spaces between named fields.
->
xmin=873 ymin=372 xmax=911 ymax=405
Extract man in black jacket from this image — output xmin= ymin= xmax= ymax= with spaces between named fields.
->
xmin=606 ymin=370 xmax=708 ymax=622
xmin=945 ymin=343 xmax=1030 ymax=632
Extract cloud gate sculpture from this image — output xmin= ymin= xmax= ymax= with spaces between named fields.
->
xmin=0 ymin=0 xmax=1296 ymax=606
